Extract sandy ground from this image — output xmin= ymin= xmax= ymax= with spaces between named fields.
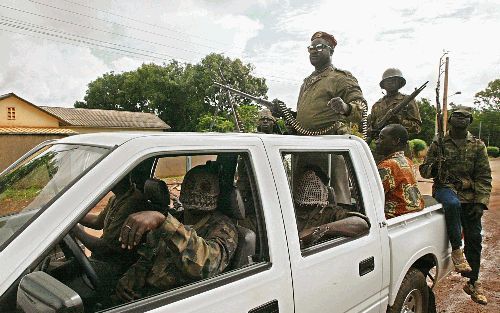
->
xmin=417 ymin=158 xmax=499 ymax=312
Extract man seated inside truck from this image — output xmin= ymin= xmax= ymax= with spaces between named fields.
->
xmin=71 ymin=174 xmax=147 ymax=295
xmin=113 ymin=162 xmax=239 ymax=303
xmin=293 ymin=166 xmax=369 ymax=248
xmin=375 ymin=124 xmax=424 ymax=219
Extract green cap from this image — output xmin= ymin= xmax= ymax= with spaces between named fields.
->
xmin=450 ymin=105 xmax=472 ymax=116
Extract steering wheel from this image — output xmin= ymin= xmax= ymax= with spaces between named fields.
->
xmin=62 ymin=234 xmax=99 ymax=289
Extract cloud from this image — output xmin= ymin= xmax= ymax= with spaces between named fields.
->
xmin=0 ymin=33 xmax=110 ymax=107
xmin=1 ymin=0 xmax=499 ymax=112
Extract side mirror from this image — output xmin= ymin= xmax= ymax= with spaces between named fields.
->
xmin=17 ymin=271 xmax=83 ymax=313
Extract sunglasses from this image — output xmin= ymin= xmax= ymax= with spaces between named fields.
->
xmin=307 ymin=43 xmax=333 ymax=53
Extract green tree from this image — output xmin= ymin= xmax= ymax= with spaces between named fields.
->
xmin=467 ymin=79 xmax=500 ymax=147
xmin=75 ymin=54 xmax=268 ymax=132
xmin=409 ymin=98 xmax=436 ymax=144
xmin=469 ymin=109 xmax=500 ymax=147
xmin=474 ymin=79 xmax=500 ymax=111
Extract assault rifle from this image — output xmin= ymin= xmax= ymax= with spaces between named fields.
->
xmin=435 ymin=57 xmax=446 ymax=182
xmin=366 ymin=81 xmax=428 ymax=144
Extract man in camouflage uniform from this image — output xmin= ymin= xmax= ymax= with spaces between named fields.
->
xmin=376 ymin=124 xmax=424 ymax=219
xmin=369 ymin=68 xmax=422 ymax=161
xmin=420 ymin=106 xmax=491 ymax=305
xmin=369 ymin=68 xmax=422 ymax=135
xmin=293 ymin=167 xmax=369 ymax=248
xmin=115 ymin=163 xmax=238 ymax=302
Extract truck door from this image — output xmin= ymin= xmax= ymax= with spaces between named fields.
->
xmin=270 ymin=147 xmax=384 ymax=313
xmin=1 ymin=136 xmax=295 ymax=313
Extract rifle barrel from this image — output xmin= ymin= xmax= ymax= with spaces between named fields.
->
xmin=213 ymin=81 xmax=273 ymax=108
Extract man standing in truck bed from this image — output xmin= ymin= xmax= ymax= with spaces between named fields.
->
xmin=295 ymin=31 xmax=367 ymax=136
xmin=369 ymin=68 xmax=422 ymax=137
xmin=368 ymin=68 xmax=422 ymax=162
xmin=292 ymin=31 xmax=368 ymax=204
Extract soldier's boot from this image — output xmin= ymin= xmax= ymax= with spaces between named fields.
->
xmin=451 ymin=248 xmax=472 ymax=273
xmin=463 ymin=281 xmax=487 ymax=305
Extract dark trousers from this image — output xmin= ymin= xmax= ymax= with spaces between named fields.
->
xmin=434 ymin=187 xmax=482 ymax=282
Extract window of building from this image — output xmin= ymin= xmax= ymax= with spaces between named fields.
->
xmin=7 ymin=107 xmax=16 ymax=120
xmin=281 ymin=151 xmax=370 ymax=252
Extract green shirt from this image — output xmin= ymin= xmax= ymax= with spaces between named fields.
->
xmin=369 ymin=92 xmax=422 ymax=134
xmin=419 ymin=131 xmax=492 ymax=207
xmin=92 ymin=187 xmax=146 ymax=266
xmin=296 ymin=205 xmax=362 ymax=232
xmin=296 ymin=66 xmax=365 ymax=133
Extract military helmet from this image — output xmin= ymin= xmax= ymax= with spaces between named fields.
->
xmin=258 ymin=108 xmax=276 ymax=122
xmin=379 ymin=68 xmax=406 ymax=89
xmin=448 ymin=105 xmax=473 ymax=123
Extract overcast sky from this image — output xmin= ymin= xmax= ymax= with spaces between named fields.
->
xmin=1 ymin=0 xmax=499 ymax=112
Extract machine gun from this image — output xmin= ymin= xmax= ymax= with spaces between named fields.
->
xmin=214 ymin=82 xmax=342 ymax=136
xmin=366 ymin=81 xmax=428 ymax=145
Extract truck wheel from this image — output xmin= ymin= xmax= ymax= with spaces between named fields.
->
xmin=388 ymin=268 xmax=429 ymax=313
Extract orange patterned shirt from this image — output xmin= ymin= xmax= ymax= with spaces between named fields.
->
xmin=378 ymin=151 xmax=424 ymax=219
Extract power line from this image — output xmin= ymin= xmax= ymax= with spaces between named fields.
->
xmin=57 ymin=0 xmax=235 ymax=49
xmin=0 ymin=5 xmax=303 ymax=86
xmin=26 ymin=0 xmax=224 ymax=52
xmin=0 ymin=26 xmax=169 ymax=63
xmin=0 ymin=4 xmax=211 ymax=57
xmin=0 ymin=20 xmax=180 ymax=62
xmin=0 ymin=15 xmax=196 ymax=62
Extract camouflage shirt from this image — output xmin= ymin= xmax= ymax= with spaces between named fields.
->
xmin=296 ymin=65 xmax=366 ymax=134
xmin=369 ymin=92 xmax=422 ymax=134
xmin=378 ymin=151 xmax=424 ymax=218
xmin=92 ymin=187 xmax=146 ymax=267
xmin=295 ymin=205 xmax=367 ymax=232
xmin=419 ymin=132 xmax=492 ymax=207
xmin=117 ymin=211 xmax=238 ymax=297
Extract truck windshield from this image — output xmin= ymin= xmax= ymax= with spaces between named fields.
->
xmin=0 ymin=144 xmax=109 ymax=248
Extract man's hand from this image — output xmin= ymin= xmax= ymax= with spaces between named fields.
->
xmin=119 ymin=211 xmax=166 ymax=250
xmin=299 ymin=225 xmax=329 ymax=247
xmin=327 ymin=97 xmax=349 ymax=115
xmin=116 ymin=277 xmax=142 ymax=302
xmin=468 ymin=203 xmax=484 ymax=220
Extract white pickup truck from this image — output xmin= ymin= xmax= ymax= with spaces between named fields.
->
xmin=0 ymin=132 xmax=452 ymax=313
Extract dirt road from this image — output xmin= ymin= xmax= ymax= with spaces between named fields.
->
xmin=418 ymin=158 xmax=499 ymax=312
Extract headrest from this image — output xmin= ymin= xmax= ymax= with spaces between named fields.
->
xmin=144 ymin=178 xmax=170 ymax=211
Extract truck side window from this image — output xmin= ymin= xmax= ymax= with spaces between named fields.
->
xmin=281 ymin=151 xmax=369 ymax=250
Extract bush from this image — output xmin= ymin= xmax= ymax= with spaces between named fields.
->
xmin=409 ymin=139 xmax=427 ymax=157
xmin=487 ymin=146 xmax=499 ymax=158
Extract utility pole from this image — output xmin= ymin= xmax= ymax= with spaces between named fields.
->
xmin=442 ymin=56 xmax=450 ymax=132
xmin=478 ymin=121 xmax=482 ymax=139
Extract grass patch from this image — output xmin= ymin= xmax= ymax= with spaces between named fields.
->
xmin=0 ymin=187 xmax=41 ymax=202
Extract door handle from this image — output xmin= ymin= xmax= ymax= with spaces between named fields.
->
xmin=249 ymin=300 xmax=279 ymax=313
xmin=359 ymin=256 xmax=375 ymax=276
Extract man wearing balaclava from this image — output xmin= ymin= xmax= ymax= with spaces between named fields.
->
xmin=115 ymin=163 xmax=238 ymax=302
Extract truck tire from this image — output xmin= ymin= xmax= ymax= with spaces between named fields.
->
xmin=388 ymin=268 xmax=429 ymax=313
